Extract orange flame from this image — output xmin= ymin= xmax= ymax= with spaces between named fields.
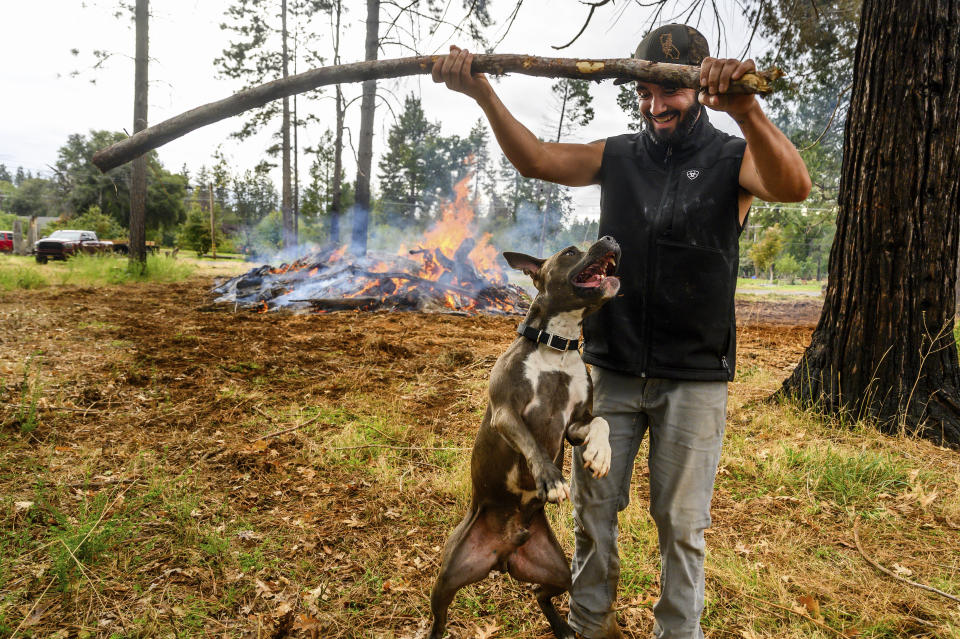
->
xmin=405 ymin=174 xmax=506 ymax=302
xmin=293 ymin=173 xmax=518 ymax=314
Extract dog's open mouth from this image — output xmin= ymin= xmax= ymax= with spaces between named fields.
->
xmin=573 ymin=252 xmax=618 ymax=288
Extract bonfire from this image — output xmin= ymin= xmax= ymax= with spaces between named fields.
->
xmin=212 ymin=176 xmax=530 ymax=315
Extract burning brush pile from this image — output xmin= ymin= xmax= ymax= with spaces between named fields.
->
xmin=212 ymin=178 xmax=530 ymax=315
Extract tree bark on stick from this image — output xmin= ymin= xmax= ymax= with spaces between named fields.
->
xmin=779 ymin=0 xmax=960 ymax=446
xmin=92 ymin=54 xmax=781 ymax=173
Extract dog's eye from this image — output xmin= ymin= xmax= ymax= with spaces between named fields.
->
xmin=564 ymin=249 xmax=577 ymax=257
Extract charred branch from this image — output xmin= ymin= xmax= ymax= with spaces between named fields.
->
xmin=92 ymin=54 xmax=783 ymax=171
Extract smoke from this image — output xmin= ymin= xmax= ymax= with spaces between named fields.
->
xmin=242 ymin=187 xmax=600 ymax=280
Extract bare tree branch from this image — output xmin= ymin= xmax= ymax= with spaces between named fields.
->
xmin=738 ymin=0 xmax=766 ymax=60
xmin=799 ymin=81 xmax=852 ymax=152
xmin=552 ymin=0 xmax=613 ymax=51
xmin=493 ymin=1 xmax=524 ymax=49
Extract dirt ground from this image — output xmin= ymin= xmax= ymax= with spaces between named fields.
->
xmin=2 ymin=279 xmax=957 ymax=638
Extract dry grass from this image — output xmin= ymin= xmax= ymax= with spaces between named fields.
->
xmin=0 ymin=278 xmax=958 ymax=638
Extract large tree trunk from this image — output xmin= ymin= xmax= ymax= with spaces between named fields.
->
xmin=280 ymin=0 xmax=294 ymax=250
xmin=129 ymin=0 xmax=148 ymax=270
xmin=350 ymin=0 xmax=379 ymax=256
xmin=779 ymin=0 xmax=960 ymax=446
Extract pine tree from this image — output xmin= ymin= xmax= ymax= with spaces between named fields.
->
xmin=216 ymin=0 xmax=328 ymax=250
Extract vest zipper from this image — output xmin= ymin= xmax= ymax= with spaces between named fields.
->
xmin=640 ymin=144 xmax=674 ymax=377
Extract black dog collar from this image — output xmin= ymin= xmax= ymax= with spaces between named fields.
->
xmin=517 ymin=322 xmax=580 ymax=352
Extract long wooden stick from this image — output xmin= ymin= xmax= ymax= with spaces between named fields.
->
xmin=92 ymin=53 xmax=782 ymax=171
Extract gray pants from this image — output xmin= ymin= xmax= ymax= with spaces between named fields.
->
xmin=569 ymin=367 xmax=727 ymax=639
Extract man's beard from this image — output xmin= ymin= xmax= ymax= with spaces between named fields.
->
xmin=643 ymin=101 xmax=702 ymax=143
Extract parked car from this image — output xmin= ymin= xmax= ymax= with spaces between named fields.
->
xmin=0 ymin=231 xmax=12 ymax=253
xmin=33 ymin=230 xmax=113 ymax=264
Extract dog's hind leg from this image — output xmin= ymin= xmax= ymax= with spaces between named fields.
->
xmin=429 ymin=508 xmax=509 ymax=639
xmin=507 ymin=511 xmax=576 ymax=639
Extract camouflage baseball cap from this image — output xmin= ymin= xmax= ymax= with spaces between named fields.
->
xmin=614 ymin=24 xmax=710 ymax=84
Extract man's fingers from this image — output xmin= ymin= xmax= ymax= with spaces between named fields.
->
xmin=699 ymin=56 xmax=716 ymax=87
xmin=731 ymin=58 xmax=756 ymax=81
xmin=718 ymin=59 xmax=739 ymax=94
xmin=464 ymin=50 xmax=475 ymax=83
xmin=707 ymin=61 xmax=723 ymax=94
xmin=449 ymin=48 xmax=470 ymax=90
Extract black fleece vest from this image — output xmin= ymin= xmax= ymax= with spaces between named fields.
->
xmin=582 ymin=112 xmax=747 ymax=381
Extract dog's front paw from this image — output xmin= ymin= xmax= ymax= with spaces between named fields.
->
xmin=582 ymin=417 xmax=611 ymax=478
xmin=536 ymin=464 xmax=570 ymax=503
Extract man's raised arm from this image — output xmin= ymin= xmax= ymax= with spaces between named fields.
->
xmin=432 ymin=46 xmax=603 ymax=187
xmin=698 ymin=57 xmax=812 ymax=204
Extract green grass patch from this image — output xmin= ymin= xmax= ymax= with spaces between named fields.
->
xmin=763 ymin=444 xmax=912 ymax=509
xmin=737 ymin=277 xmax=825 ymax=292
xmin=0 ymin=264 xmax=49 ymax=290
xmin=618 ymin=510 xmax=658 ymax=597
xmin=49 ymin=491 xmax=137 ymax=589
xmin=0 ymin=253 xmax=196 ymax=288
xmin=3 ymin=354 xmax=43 ymax=434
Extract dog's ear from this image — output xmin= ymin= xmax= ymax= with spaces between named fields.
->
xmin=503 ymin=252 xmax=545 ymax=279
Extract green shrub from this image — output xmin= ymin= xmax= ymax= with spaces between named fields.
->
xmin=45 ymin=205 xmax=124 ymax=240
xmin=178 ymin=204 xmax=222 ymax=256
xmin=252 ymin=210 xmax=283 ymax=253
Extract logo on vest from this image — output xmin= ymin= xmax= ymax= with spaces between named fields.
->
xmin=685 ymin=169 xmax=701 ymax=180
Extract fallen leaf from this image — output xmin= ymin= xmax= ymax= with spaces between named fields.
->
xmin=14 ymin=501 xmax=34 ymax=513
xmin=293 ymin=613 xmax=322 ymax=631
xmin=735 ymin=542 xmax=752 ymax=555
xmin=918 ymin=491 xmax=938 ymax=508
xmin=474 ymin=621 xmax=499 ymax=638
xmin=237 ymin=529 xmax=262 ymax=541
xmin=255 ymin=578 xmax=276 ymax=597
xmin=892 ymin=563 xmax=913 ymax=577
xmin=342 ymin=516 xmax=365 ymax=528
xmin=798 ymin=594 xmax=821 ymax=619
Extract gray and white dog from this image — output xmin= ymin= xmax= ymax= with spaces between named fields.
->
xmin=429 ymin=236 xmax=621 ymax=639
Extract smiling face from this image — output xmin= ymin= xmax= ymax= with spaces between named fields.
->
xmin=636 ymin=81 xmax=701 ymax=143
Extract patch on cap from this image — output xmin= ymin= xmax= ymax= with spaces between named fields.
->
xmin=613 ymin=24 xmax=710 ymax=85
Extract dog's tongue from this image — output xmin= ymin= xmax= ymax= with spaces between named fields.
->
xmin=601 ymin=276 xmax=620 ymax=296
xmin=581 ymin=273 xmax=604 ymax=287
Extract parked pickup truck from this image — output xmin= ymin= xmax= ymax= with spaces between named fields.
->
xmin=33 ymin=230 xmax=113 ymax=263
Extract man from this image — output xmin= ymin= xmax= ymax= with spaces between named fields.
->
xmin=433 ymin=24 xmax=810 ymax=639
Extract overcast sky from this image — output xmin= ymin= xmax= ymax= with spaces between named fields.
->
xmin=1 ymin=0 xmax=760 ymax=218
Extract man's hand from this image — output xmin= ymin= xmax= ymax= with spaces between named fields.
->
xmin=431 ymin=45 xmax=493 ymax=103
xmin=698 ymin=57 xmax=759 ymax=120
